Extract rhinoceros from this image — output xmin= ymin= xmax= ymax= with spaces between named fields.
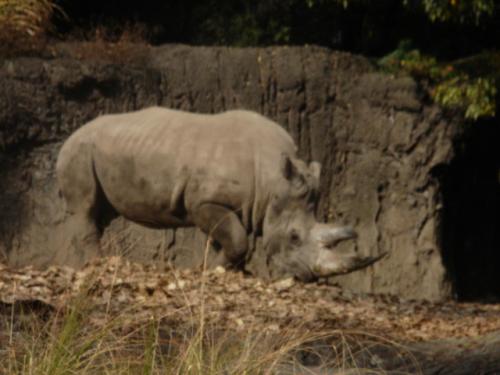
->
xmin=56 ymin=107 xmax=383 ymax=280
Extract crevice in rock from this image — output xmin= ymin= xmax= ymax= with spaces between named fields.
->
xmin=439 ymin=119 xmax=500 ymax=301
xmin=59 ymin=76 xmax=122 ymax=101
xmin=0 ymin=46 xmax=470 ymax=300
xmin=215 ymin=49 xmax=226 ymax=112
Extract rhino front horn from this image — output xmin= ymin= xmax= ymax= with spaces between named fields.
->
xmin=311 ymin=224 xmax=387 ymax=277
xmin=313 ymin=250 xmax=387 ymax=277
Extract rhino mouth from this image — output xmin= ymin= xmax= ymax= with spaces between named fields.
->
xmin=311 ymin=226 xmax=386 ymax=277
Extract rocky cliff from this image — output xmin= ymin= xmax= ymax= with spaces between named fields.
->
xmin=0 ymin=44 xmax=462 ymax=300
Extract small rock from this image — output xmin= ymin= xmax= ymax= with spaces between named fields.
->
xmin=272 ymin=277 xmax=295 ymax=292
xmin=214 ymin=266 xmax=226 ymax=274
xmin=266 ymin=324 xmax=280 ymax=332
xmin=227 ymin=283 xmax=242 ymax=292
xmin=235 ymin=318 xmax=244 ymax=327
xmin=167 ymin=280 xmax=186 ymax=290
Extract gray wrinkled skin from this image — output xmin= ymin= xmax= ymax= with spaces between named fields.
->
xmin=56 ymin=107 xmax=382 ymax=279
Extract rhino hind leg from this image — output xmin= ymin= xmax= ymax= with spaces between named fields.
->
xmin=57 ymin=153 xmax=102 ymax=268
xmin=192 ymin=203 xmax=248 ymax=269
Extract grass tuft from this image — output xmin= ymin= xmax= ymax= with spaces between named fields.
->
xmin=1 ymin=300 xmax=419 ymax=374
xmin=0 ymin=246 xmax=418 ymax=374
xmin=0 ymin=0 xmax=58 ymax=53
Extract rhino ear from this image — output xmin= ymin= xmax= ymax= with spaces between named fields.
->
xmin=309 ymin=161 xmax=321 ymax=181
xmin=280 ymin=153 xmax=298 ymax=181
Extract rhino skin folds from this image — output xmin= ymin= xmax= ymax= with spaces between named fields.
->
xmin=56 ymin=107 xmax=383 ymax=279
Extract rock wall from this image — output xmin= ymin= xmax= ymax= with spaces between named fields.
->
xmin=0 ymin=44 xmax=460 ymax=300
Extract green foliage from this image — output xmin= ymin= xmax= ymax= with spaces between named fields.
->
xmin=307 ymin=0 xmax=496 ymax=23
xmin=379 ymin=41 xmax=498 ymax=120
xmin=2 ymin=0 xmax=498 ymax=60
xmin=0 ymin=0 xmax=497 ymax=121
xmin=379 ymin=41 xmax=440 ymax=78
xmin=419 ymin=0 xmax=495 ymax=23
xmin=306 ymin=0 xmax=351 ymax=8
xmin=202 ymin=0 xmax=296 ymax=46
xmin=433 ymin=77 xmax=496 ymax=120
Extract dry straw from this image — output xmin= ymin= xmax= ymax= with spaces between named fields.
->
xmin=0 ymin=238 xmax=419 ymax=374
xmin=0 ymin=0 xmax=56 ymax=50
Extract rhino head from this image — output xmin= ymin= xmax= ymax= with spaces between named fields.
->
xmin=262 ymin=155 xmax=385 ymax=281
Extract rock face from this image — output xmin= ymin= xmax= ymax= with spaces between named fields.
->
xmin=0 ymin=44 xmax=460 ymax=300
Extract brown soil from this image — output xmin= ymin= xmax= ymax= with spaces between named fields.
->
xmin=1 ymin=257 xmax=499 ymax=374
xmin=1 ymin=257 xmax=499 ymax=341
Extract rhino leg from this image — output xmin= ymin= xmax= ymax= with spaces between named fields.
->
xmin=192 ymin=203 xmax=248 ymax=268
xmin=60 ymin=213 xmax=101 ymax=267
xmin=57 ymin=151 xmax=102 ymax=268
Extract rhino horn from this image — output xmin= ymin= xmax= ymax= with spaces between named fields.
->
xmin=313 ymin=249 xmax=387 ymax=277
xmin=315 ymin=225 xmax=358 ymax=247
xmin=311 ymin=225 xmax=386 ymax=277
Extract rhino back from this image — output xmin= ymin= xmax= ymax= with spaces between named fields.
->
xmin=88 ymin=107 xmax=296 ymax=229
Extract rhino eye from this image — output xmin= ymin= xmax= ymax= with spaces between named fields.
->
xmin=290 ymin=230 xmax=302 ymax=246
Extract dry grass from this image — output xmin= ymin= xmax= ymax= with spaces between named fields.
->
xmin=51 ymin=22 xmax=151 ymax=65
xmin=0 ymin=241 xmax=419 ymax=374
xmin=0 ymin=0 xmax=57 ymax=53
xmin=0 ymin=0 xmax=149 ymax=59
xmin=1 ymin=301 xmax=419 ymax=374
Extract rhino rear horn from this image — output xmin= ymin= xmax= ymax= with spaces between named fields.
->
xmin=316 ymin=226 xmax=358 ymax=247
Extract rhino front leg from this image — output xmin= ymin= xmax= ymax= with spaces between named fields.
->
xmin=192 ymin=203 xmax=248 ymax=268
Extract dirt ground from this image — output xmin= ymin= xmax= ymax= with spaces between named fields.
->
xmin=1 ymin=256 xmax=500 ymax=374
